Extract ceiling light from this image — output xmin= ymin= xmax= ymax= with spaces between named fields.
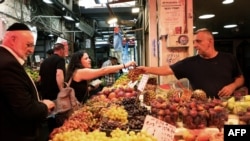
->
xmin=222 ymin=0 xmax=234 ymax=4
xmin=224 ymin=24 xmax=237 ymax=28
xmin=48 ymin=33 xmax=54 ymax=37
xmin=107 ymin=17 xmax=118 ymax=25
xmin=43 ymin=0 xmax=53 ymax=4
xmin=199 ymin=14 xmax=215 ymax=19
xmin=75 ymin=22 xmax=80 ymax=27
xmin=132 ymin=7 xmax=140 ymax=13
xmin=63 ymin=12 xmax=74 ymax=21
xmin=212 ymin=32 xmax=218 ymax=35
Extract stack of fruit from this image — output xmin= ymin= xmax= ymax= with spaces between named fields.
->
xmin=225 ymin=95 xmax=250 ymax=124
xmin=180 ymin=98 xmax=227 ymax=129
xmin=143 ymin=77 xmax=157 ymax=106
xmin=121 ymin=97 xmax=150 ymax=130
xmin=150 ymin=97 xmax=180 ymax=126
xmin=100 ymin=105 xmax=128 ymax=130
xmin=226 ymin=95 xmax=250 ymax=114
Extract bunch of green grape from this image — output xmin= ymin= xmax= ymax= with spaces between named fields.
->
xmin=102 ymin=105 xmax=128 ymax=124
xmin=51 ymin=129 xmax=157 ymax=141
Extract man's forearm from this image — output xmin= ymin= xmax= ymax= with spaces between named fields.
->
xmin=233 ymin=75 xmax=244 ymax=90
xmin=56 ymin=69 xmax=64 ymax=90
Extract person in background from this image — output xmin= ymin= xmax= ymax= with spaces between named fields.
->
xmin=46 ymin=48 xmax=54 ymax=58
xmin=65 ymin=50 xmax=136 ymax=103
xmin=0 ymin=22 xmax=55 ymax=141
xmin=138 ymin=28 xmax=244 ymax=99
xmin=39 ymin=43 xmax=66 ymax=100
xmin=101 ymin=56 xmax=119 ymax=86
xmin=38 ymin=43 xmax=66 ymax=134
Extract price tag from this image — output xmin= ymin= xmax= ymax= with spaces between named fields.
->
xmin=128 ymin=80 xmax=138 ymax=88
xmin=142 ymin=115 xmax=176 ymax=141
xmin=137 ymin=74 xmax=149 ymax=92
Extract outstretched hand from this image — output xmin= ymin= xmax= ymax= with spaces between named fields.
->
xmin=136 ymin=66 xmax=147 ymax=73
xmin=124 ymin=61 xmax=137 ymax=68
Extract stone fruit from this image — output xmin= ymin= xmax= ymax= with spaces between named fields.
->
xmin=108 ymin=92 xmax=116 ymax=99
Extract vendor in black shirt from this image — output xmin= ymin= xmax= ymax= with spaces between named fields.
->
xmin=138 ymin=28 xmax=244 ymax=98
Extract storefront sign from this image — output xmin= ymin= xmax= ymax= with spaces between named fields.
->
xmin=159 ymin=0 xmax=186 ymax=36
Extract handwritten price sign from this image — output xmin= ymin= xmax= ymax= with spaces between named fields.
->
xmin=137 ymin=74 xmax=149 ymax=92
xmin=142 ymin=115 xmax=176 ymax=141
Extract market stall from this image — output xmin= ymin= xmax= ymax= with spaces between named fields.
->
xmin=47 ymin=69 xmax=249 ymax=141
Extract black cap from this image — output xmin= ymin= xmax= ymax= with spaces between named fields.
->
xmin=6 ymin=23 xmax=31 ymax=31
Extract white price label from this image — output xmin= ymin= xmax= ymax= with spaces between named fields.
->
xmin=137 ymin=74 xmax=149 ymax=92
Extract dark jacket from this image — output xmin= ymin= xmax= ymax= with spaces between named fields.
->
xmin=0 ymin=47 xmax=48 ymax=141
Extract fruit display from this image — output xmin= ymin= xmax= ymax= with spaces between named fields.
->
xmin=225 ymin=95 xmax=250 ymax=115
xmin=150 ymin=97 xmax=180 ymax=126
xmin=25 ymin=67 xmax=39 ymax=82
xmin=51 ymin=128 xmax=157 ymax=141
xmin=181 ymin=98 xmax=228 ymax=129
xmin=113 ymin=74 xmax=131 ymax=87
xmin=155 ymin=84 xmax=171 ymax=99
xmin=121 ymin=97 xmax=150 ymax=130
xmin=127 ymin=68 xmax=144 ymax=82
xmin=96 ymin=85 xmax=139 ymax=101
xmin=150 ymin=96 xmax=228 ymax=129
xmin=50 ymin=76 xmax=250 ymax=140
xmin=50 ymin=108 xmax=93 ymax=139
xmin=101 ymin=105 xmax=128 ymax=125
xmin=192 ymin=89 xmax=207 ymax=101
xmin=178 ymin=128 xmax=223 ymax=141
xmin=143 ymin=77 xmax=157 ymax=106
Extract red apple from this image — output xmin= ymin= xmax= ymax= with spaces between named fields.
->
xmin=116 ymin=90 xmax=125 ymax=98
xmin=125 ymin=87 xmax=134 ymax=92
xmin=124 ymin=92 xmax=134 ymax=98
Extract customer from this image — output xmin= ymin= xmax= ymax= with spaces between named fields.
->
xmin=46 ymin=48 xmax=54 ymax=58
xmin=0 ymin=23 xmax=55 ymax=141
xmin=39 ymin=43 xmax=66 ymax=100
xmin=138 ymin=28 xmax=244 ymax=98
xmin=65 ymin=50 xmax=136 ymax=103
xmin=101 ymin=56 xmax=119 ymax=86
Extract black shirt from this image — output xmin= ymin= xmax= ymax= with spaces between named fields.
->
xmin=170 ymin=52 xmax=242 ymax=98
xmin=39 ymin=54 xmax=65 ymax=100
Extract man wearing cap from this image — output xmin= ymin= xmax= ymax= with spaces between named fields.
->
xmin=39 ymin=43 xmax=66 ymax=100
xmin=38 ymin=42 xmax=66 ymax=133
xmin=0 ymin=22 xmax=55 ymax=141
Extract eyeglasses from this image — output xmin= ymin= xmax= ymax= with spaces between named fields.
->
xmin=26 ymin=43 xmax=35 ymax=48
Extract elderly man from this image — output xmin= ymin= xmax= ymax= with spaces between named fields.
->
xmin=0 ymin=23 xmax=55 ymax=141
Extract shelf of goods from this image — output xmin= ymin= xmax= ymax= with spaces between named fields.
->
xmin=49 ymin=73 xmax=250 ymax=141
